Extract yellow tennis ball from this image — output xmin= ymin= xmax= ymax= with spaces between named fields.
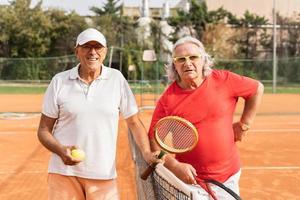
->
xmin=71 ymin=149 xmax=86 ymax=160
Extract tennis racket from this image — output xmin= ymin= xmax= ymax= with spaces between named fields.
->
xmin=140 ymin=116 xmax=199 ymax=180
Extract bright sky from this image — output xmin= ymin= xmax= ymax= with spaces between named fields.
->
xmin=0 ymin=0 xmax=180 ymax=16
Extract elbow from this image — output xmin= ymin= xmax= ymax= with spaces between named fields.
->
xmin=37 ymin=128 xmax=44 ymax=144
xmin=126 ymin=114 xmax=145 ymax=131
xmin=257 ymin=82 xmax=264 ymax=95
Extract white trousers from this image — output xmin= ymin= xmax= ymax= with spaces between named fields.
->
xmin=190 ymin=170 xmax=241 ymax=200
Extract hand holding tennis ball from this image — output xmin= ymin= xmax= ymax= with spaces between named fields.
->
xmin=71 ymin=149 xmax=86 ymax=161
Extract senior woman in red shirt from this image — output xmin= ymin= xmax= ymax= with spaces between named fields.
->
xmin=148 ymin=36 xmax=264 ymax=199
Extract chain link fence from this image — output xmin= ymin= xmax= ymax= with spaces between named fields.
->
xmin=0 ymin=50 xmax=299 ymax=91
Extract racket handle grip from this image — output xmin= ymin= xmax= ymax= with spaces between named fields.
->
xmin=140 ymin=151 xmax=165 ymax=180
xmin=140 ymin=162 xmax=158 ymax=180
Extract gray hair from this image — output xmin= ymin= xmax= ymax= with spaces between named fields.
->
xmin=166 ymin=36 xmax=213 ymax=82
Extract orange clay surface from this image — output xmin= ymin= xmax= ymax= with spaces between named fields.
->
xmin=0 ymin=94 xmax=300 ymax=200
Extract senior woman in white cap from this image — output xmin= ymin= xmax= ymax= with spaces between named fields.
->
xmin=148 ymin=36 xmax=264 ymax=199
xmin=37 ymin=28 xmax=158 ymax=200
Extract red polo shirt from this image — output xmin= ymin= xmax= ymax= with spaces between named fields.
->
xmin=148 ymin=70 xmax=258 ymax=182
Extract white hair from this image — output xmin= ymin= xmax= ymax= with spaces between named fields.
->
xmin=166 ymin=36 xmax=213 ymax=82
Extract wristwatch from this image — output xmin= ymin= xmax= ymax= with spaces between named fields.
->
xmin=239 ymin=121 xmax=250 ymax=131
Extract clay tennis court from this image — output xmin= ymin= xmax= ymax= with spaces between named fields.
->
xmin=0 ymin=93 xmax=300 ymax=200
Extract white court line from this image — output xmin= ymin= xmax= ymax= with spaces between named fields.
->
xmin=1 ymin=129 xmax=300 ymax=135
xmin=250 ymin=129 xmax=300 ymax=133
xmin=1 ymin=167 xmax=299 ymax=175
xmin=0 ymin=124 xmax=37 ymax=128
xmin=0 ymin=131 xmax=34 ymax=135
xmin=257 ymin=122 xmax=300 ymax=125
xmin=243 ymin=166 xmax=300 ymax=170
xmin=0 ymin=170 xmax=46 ymax=174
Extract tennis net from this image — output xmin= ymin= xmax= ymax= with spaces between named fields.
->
xmin=152 ymin=164 xmax=191 ymax=200
xmin=128 ymin=129 xmax=197 ymax=200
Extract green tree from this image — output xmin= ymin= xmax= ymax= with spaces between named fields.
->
xmin=0 ymin=0 xmax=87 ymax=80
xmin=207 ymin=7 xmax=232 ymax=24
xmin=90 ymin=0 xmax=121 ymax=17
xmin=229 ymin=11 xmax=269 ymax=58
xmin=0 ymin=0 xmax=87 ymax=58
xmin=168 ymin=0 xmax=207 ymax=40
xmin=0 ymin=0 xmax=52 ymax=57
xmin=46 ymin=10 xmax=87 ymax=56
xmin=276 ymin=14 xmax=300 ymax=82
xmin=168 ymin=1 xmax=235 ymax=41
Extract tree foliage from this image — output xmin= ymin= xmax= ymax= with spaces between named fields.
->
xmin=46 ymin=10 xmax=87 ymax=56
xmin=229 ymin=11 xmax=269 ymax=58
xmin=0 ymin=0 xmax=51 ymax=57
xmin=168 ymin=0 xmax=207 ymax=40
xmin=90 ymin=0 xmax=121 ymax=17
xmin=0 ymin=0 xmax=86 ymax=58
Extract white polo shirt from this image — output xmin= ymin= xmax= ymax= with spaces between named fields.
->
xmin=42 ymin=64 xmax=138 ymax=179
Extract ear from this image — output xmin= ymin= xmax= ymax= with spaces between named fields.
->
xmin=103 ymin=47 xmax=108 ymax=56
xmin=75 ymin=48 xmax=79 ymax=58
xmin=100 ymin=47 xmax=108 ymax=60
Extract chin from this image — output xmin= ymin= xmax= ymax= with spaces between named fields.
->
xmin=184 ymin=74 xmax=197 ymax=79
xmin=87 ymin=63 xmax=101 ymax=69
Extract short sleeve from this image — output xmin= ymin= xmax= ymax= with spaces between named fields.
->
xmin=227 ymin=71 xmax=259 ymax=99
xmin=119 ymin=76 xmax=138 ymax=119
xmin=42 ymin=77 xmax=59 ymax=118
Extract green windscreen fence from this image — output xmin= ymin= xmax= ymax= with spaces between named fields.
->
xmin=0 ymin=54 xmax=299 ymax=92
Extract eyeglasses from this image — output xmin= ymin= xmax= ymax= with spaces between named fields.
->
xmin=173 ymin=55 xmax=201 ymax=64
xmin=80 ymin=44 xmax=105 ymax=52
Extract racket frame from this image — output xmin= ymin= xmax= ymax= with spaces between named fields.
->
xmin=154 ymin=116 xmax=199 ymax=154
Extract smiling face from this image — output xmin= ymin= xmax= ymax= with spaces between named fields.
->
xmin=172 ymin=42 xmax=205 ymax=83
xmin=75 ymin=41 xmax=107 ymax=71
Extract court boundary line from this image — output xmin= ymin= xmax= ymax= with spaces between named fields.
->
xmin=242 ymin=166 xmax=300 ymax=170
xmin=251 ymin=129 xmax=300 ymax=133
xmin=0 ymin=170 xmax=46 ymax=174
xmin=235 ymin=112 xmax=300 ymax=116
xmin=1 ymin=166 xmax=300 ymax=175
xmin=1 ymin=128 xmax=299 ymax=135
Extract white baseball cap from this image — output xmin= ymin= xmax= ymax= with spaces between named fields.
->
xmin=76 ymin=28 xmax=107 ymax=47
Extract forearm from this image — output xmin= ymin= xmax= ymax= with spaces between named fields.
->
xmin=38 ymin=129 xmax=64 ymax=156
xmin=240 ymin=82 xmax=264 ymax=125
xmin=37 ymin=114 xmax=64 ymax=156
xmin=126 ymin=115 xmax=151 ymax=154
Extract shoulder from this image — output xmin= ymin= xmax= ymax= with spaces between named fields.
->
xmin=52 ymin=69 xmax=70 ymax=80
xmin=52 ymin=65 xmax=78 ymax=81
xmin=210 ymin=69 xmax=231 ymax=80
xmin=47 ymin=66 xmax=79 ymax=92
xmin=102 ymin=66 xmax=124 ymax=80
xmin=163 ymin=82 xmax=177 ymax=94
xmin=210 ymin=69 xmax=246 ymax=82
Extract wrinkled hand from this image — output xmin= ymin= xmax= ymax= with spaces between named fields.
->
xmin=171 ymin=162 xmax=197 ymax=184
xmin=233 ymin=122 xmax=247 ymax=142
xmin=58 ymin=146 xmax=83 ymax=165
xmin=142 ymin=150 xmax=163 ymax=165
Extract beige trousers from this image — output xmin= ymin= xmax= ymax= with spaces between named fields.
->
xmin=48 ymin=173 xmax=119 ymax=200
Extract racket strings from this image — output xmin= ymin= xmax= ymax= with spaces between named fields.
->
xmin=156 ymin=119 xmax=197 ymax=151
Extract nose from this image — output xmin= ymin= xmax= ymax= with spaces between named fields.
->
xmin=183 ymin=58 xmax=193 ymax=65
xmin=89 ymin=47 xmax=98 ymax=54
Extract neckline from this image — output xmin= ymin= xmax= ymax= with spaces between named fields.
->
xmin=175 ymin=76 xmax=208 ymax=93
xmin=78 ymin=65 xmax=102 ymax=84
